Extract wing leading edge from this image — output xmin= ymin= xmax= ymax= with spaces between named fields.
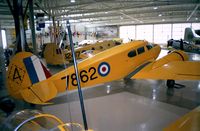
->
xmin=131 ymin=50 xmax=200 ymax=80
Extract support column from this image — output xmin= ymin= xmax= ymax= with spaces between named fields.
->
xmin=52 ymin=17 xmax=56 ymax=43
xmin=18 ymin=0 xmax=26 ymax=51
xmin=152 ymin=24 xmax=154 ymax=43
xmin=84 ymin=26 xmax=87 ymax=40
xmin=29 ymin=0 xmax=37 ymax=54
xmin=171 ymin=23 xmax=173 ymax=39
xmin=12 ymin=0 xmax=22 ymax=52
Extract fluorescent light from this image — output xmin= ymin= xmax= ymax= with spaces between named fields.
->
xmin=105 ymin=12 xmax=108 ymax=14
xmin=158 ymin=14 xmax=162 ymax=17
xmin=153 ymin=7 xmax=158 ymax=10
xmin=1 ymin=30 xmax=7 ymax=49
xmin=70 ymin=0 xmax=75 ymax=3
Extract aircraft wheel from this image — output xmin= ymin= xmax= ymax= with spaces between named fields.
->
xmin=166 ymin=80 xmax=175 ymax=88
xmin=0 ymin=96 xmax=15 ymax=116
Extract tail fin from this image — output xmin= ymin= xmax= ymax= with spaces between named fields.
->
xmin=44 ymin=43 xmax=67 ymax=65
xmin=184 ymin=27 xmax=195 ymax=42
xmin=6 ymin=52 xmax=57 ymax=104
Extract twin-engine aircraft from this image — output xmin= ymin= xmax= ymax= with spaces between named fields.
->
xmin=7 ymin=40 xmax=200 ymax=104
xmin=43 ymin=40 xmax=121 ymax=65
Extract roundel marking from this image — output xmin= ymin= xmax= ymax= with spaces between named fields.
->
xmin=98 ymin=62 xmax=110 ymax=77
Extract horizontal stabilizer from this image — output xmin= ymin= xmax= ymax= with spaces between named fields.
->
xmin=20 ymin=80 xmax=58 ymax=104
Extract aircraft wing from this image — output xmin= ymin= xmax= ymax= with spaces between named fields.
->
xmin=163 ymin=106 xmax=200 ymax=131
xmin=131 ymin=60 xmax=200 ymax=80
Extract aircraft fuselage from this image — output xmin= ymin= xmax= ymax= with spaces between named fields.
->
xmin=50 ymin=40 xmax=161 ymax=92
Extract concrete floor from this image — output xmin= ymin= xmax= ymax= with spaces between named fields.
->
xmin=0 ymin=49 xmax=200 ymax=131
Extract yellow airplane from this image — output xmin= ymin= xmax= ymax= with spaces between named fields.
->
xmin=163 ymin=105 xmax=200 ymax=131
xmin=43 ymin=43 xmax=66 ymax=65
xmin=43 ymin=40 xmax=121 ymax=65
xmin=64 ymin=40 xmax=119 ymax=60
xmin=6 ymin=40 xmax=200 ymax=104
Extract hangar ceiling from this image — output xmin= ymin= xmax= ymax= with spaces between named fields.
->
xmin=0 ymin=0 xmax=199 ymax=28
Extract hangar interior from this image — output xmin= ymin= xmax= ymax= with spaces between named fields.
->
xmin=0 ymin=0 xmax=200 ymax=131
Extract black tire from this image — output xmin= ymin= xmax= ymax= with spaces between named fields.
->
xmin=166 ymin=80 xmax=175 ymax=88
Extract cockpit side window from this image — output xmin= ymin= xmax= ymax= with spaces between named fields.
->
xmin=146 ymin=44 xmax=153 ymax=50
xmin=137 ymin=47 xmax=145 ymax=54
xmin=128 ymin=50 xmax=137 ymax=57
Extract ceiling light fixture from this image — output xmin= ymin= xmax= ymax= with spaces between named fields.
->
xmin=158 ymin=14 xmax=162 ymax=17
xmin=195 ymin=17 xmax=198 ymax=20
xmin=105 ymin=12 xmax=108 ymax=14
xmin=162 ymin=19 xmax=165 ymax=21
xmin=70 ymin=0 xmax=75 ymax=3
xmin=153 ymin=7 xmax=158 ymax=10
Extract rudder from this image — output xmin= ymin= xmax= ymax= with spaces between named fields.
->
xmin=6 ymin=52 xmax=57 ymax=104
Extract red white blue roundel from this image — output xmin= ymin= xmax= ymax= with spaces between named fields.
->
xmin=98 ymin=62 xmax=110 ymax=77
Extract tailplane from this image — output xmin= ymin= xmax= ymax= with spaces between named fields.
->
xmin=184 ymin=28 xmax=195 ymax=42
xmin=6 ymin=52 xmax=57 ymax=104
xmin=184 ymin=27 xmax=200 ymax=44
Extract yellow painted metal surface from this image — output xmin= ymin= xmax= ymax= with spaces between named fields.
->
xmin=44 ymin=43 xmax=67 ymax=65
xmin=6 ymin=52 xmax=33 ymax=99
xmin=64 ymin=40 xmax=121 ymax=61
xmin=163 ymin=106 xmax=200 ymax=131
xmin=6 ymin=52 xmax=57 ymax=104
xmin=6 ymin=40 xmax=200 ymax=104
xmin=132 ymin=50 xmax=200 ymax=80
xmin=20 ymin=80 xmax=57 ymax=104
xmin=44 ymin=40 xmax=121 ymax=65
xmin=79 ymin=50 xmax=101 ymax=59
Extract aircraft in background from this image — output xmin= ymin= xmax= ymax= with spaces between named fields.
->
xmin=43 ymin=40 xmax=121 ymax=65
xmin=167 ymin=39 xmax=200 ymax=54
xmin=167 ymin=27 xmax=200 ymax=54
xmin=6 ymin=40 xmax=200 ymax=104
xmin=184 ymin=27 xmax=200 ymax=45
xmin=42 ymin=43 xmax=66 ymax=65
xmin=63 ymin=40 xmax=121 ymax=61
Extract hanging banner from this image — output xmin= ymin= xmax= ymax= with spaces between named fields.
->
xmin=36 ymin=13 xmax=45 ymax=28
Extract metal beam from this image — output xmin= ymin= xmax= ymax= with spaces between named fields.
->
xmin=54 ymin=3 xmax=197 ymax=16
xmin=5 ymin=0 xmax=14 ymax=15
xmin=34 ymin=2 xmax=50 ymax=15
xmin=12 ymin=0 xmax=22 ymax=52
xmin=29 ymin=0 xmax=37 ymax=54
xmin=187 ymin=4 xmax=200 ymax=21
xmin=18 ymin=0 xmax=26 ymax=51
